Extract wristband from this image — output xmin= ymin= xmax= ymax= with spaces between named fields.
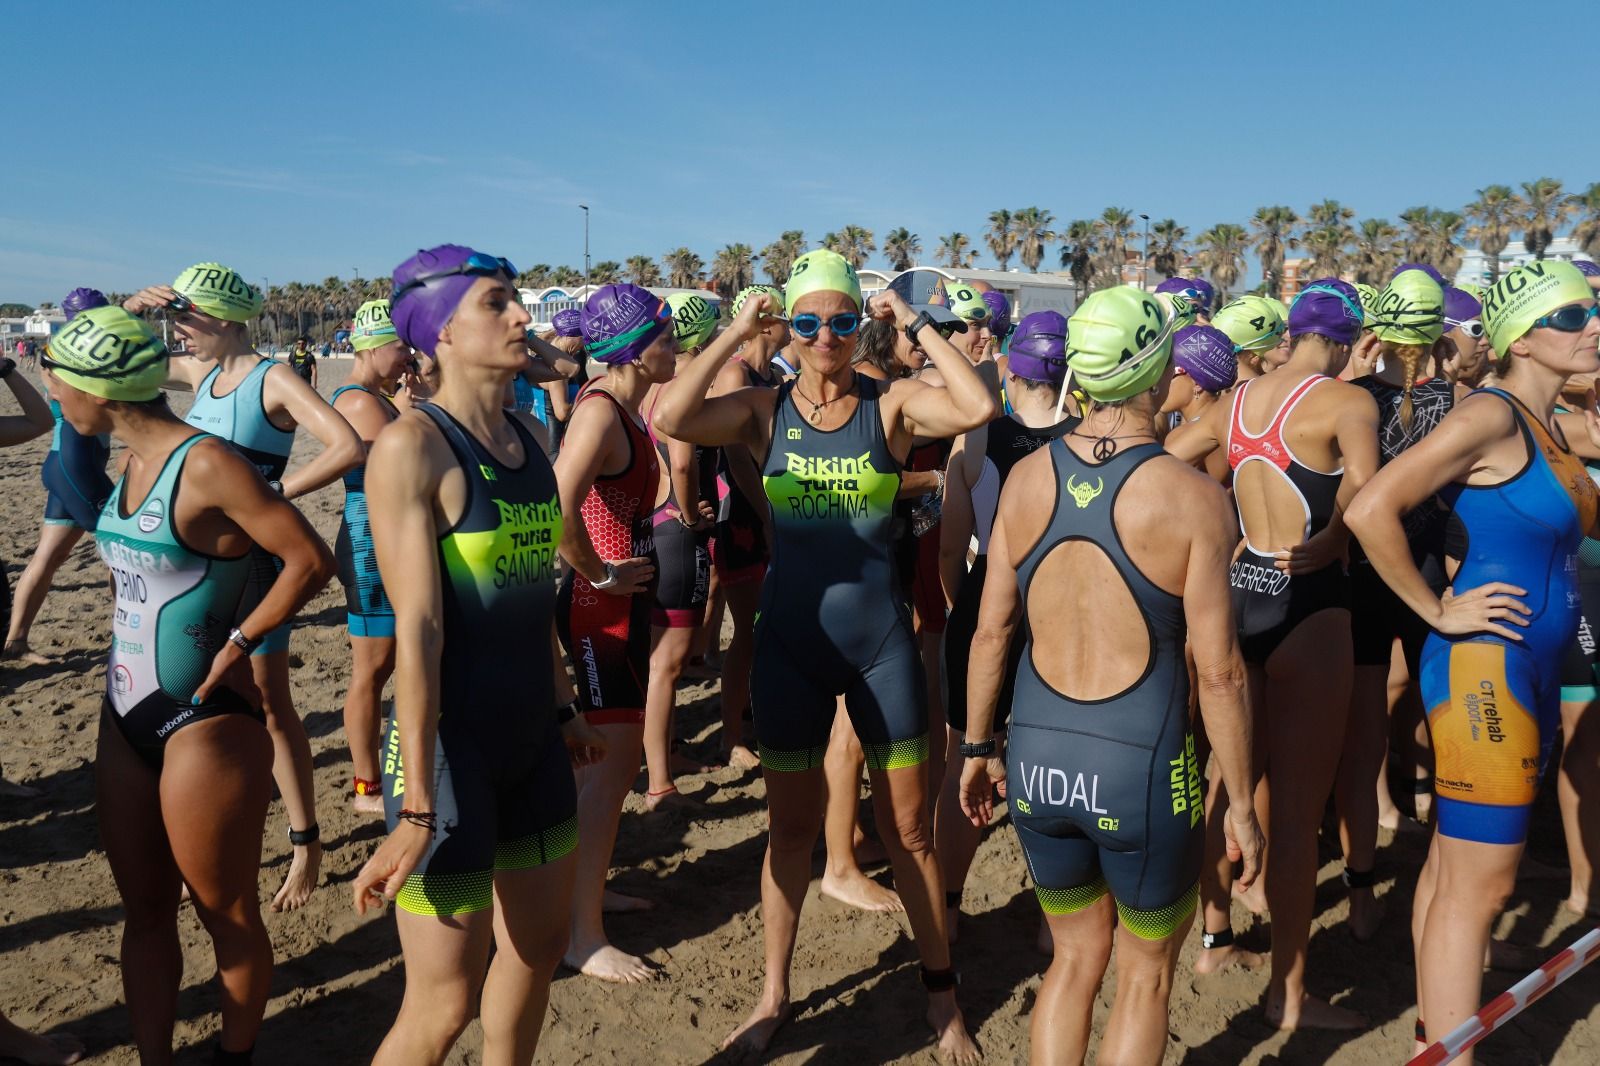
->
xmin=904 ymin=311 xmax=937 ymax=346
xmin=287 ymin=823 xmax=319 ymax=846
xmin=397 ymin=809 xmax=438 ymax=834
xmin=228 ymin=627 xmax=262 ymax=655
xmin=958 ymin=737 xmax=996 ymax=758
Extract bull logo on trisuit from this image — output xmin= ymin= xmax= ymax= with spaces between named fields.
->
xmin=1065 ymin=475 xmax=1104 ymax=509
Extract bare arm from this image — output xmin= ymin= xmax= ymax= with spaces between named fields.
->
xmin=890 ymin=299 xmax=1000 ymax=441
xmin=264 ymin=363 xmax=364 ymax=498
xmin=652 ymin=297 xmax=775 ymax=452
xmin=554 ymin=400 xmax=655 ymax=594
xmin=0 ymin=368 xmax=54 ymax=446
xmin=1165 ymin=401 xmax=1226 ymax=464
xmin=938 ymin=428 xmax=982 ymax=610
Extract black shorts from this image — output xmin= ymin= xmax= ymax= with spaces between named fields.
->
xmin=651 ymin=517 xmax=710 ymax=628
xmin=1561 ymin=568 xmax=1600 ymax=701
xmin=945 ymin=556 xmax=1021 ymax=732
xmin=1349 ymin=560 xmax=1433 ymax=669
xmin=1229 ymin=553 xmax=1349 ymax=665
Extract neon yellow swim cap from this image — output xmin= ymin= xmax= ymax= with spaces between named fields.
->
xmin=1483 ymin=260 xmax=1594 ymax=355
xmin=945 ymin=281 xmax=991 ymax=324
xmin=666 ymin=292 xmax=719 ymax=352
xmin=785 ymin=250 xmax=861 ymax=315
xmin=351 ymin=299 xmax=398 ymax=352
xmin=1212 ymin=296 xmax=1286 ymax=352
xmin=44 ymin=306 xmax=168 ymax=402
xmin=1154 ymin=291 xmax=1198 ymax=333
xmin=732 ymin=284 xmax=784 ymax=319
xmin=1354 ymin=283 xmax=1380 ymax=325
xmin=1372 ymin=269 xmax=1446 ymax=348
xmin=172 ymin=262 xmax=264 ymax=322
xmin=1455 ymin=282 xmax=1485 ymax=303
xmin=1065 ymin=286 xmax=1176 ymax=403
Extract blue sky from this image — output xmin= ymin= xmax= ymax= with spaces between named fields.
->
xmin=5 ymin=0 xmax=1597 ymax=304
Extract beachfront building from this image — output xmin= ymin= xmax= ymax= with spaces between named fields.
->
xmin=0 ymin=307 xmax=66 ymax=347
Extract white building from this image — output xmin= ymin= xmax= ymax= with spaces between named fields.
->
xmin=1456 ymin=237 xmax=1596 ymax=287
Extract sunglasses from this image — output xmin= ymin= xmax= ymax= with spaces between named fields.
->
xmin=789 ymin=312 xmax=861 ymax=339
xmin=1451 ymin=319 xmax=1485 ymax=338
xmin=393 ymin=253 xmax=518 ymax=301
xmin=1532 ymin=304 xmax=1600 ymax=333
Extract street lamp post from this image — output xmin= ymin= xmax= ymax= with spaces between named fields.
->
xmin=263 ymin=276 xmax=275 ymax=352
xmin=579 ymin=203 xmax=590 ymax=294
xmin=1140 ymin=214 xmax=1151 ymax=290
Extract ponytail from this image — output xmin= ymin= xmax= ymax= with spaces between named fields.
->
xmin=1384 ymin=341 xmax=1428 ymax=431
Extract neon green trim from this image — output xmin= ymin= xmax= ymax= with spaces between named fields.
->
xmin=862 ymin=735 xmax=929 ymax=771
xmin=395 ymin=869 xmax=494 ymax=917
xmin=495 ymin=815 xmax=579 ymax=870
xmin=757 ymin=743 xmax=828 ymax=772
xmin=1036 ymin=877 xmax=1109 ymax=916
xmin=1115 ymin=882 xmax=1199 ymax=941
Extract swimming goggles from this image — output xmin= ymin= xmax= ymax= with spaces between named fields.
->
xmin=1448 ymin=318 xmax=1484 ymax=338
xmin=393 ymin=253 xmax=518 ymax=302
xmin=1532 ymin=304 xmax=1600 ymax=333
xmin=789 ymin=312 xmax=862 ymax=339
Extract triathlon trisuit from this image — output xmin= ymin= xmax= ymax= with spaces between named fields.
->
xmin=288 ymin=348 xmax=315 ymax=384
xmin=555 ymin=387 xmax=658 ymax=724
xmin=381 ymin=404 xmax=575 ymax=917
xmin=1007 ymin=438 xmax=1201 ymax=938
xmin=945 ymin=413 xmax=1078 ymax=732
xmin=96 ymin=433 xmax=260 ymax=768
xmin=751 ymin=374 xmax=926 ymax=771
xmin=1348 ymin=375 xmax=1454 ymax=668
xmin=1226 ymin=374 xmax=1348 ymax=664
xmin=185 ymin=359 xmax=296 ymax=656
xmin=1559 ymin=439 xmax=1600 ymax=703
xmin=646 ymin=382 xmax=714 ymax=628
xmin=41 ymin=400 xmax=112 ymax=530
xmin=1422 ymin=389 xmax=1598 ymax=845
xmin=331 ymin=384 xmax=398 ymax=638
xmin=712 ymin=358 xmax=779 ymax=585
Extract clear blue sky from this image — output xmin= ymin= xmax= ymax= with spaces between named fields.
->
xmin=5 ymin=0 xmax=1596 ymax=304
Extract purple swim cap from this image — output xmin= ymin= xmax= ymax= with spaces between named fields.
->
xmin=1392 ymin=262 xmax=1446 ymax=287
xmin=1172 ymin=325 xmax=1238 ymax=394
xmin=551 ymin=308 xmax=583 ymax=337
xmin=391 ymin=244 xmax=512 ymax=358
xmin=1156 ymin=276 xmax=1214 ymax=313
xmin=581 ymin=283 xmax=671 ymax=366
xmin=1574 ymin=259 xmax=1600 ymax=278
xmin=62 ymin=287 xmax=109 ymax=321
xmin=982 ymin=291 xmax=1012 ymax=338
xmin=1442 ymin=286 xmax=1482 ymax=331
xmin=1288 ymin=277 xmax=1363 ymax=345
xmin=1006 ymin=311 xmax=1068 ymax=383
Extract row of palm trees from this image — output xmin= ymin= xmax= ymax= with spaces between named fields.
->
xmin=243 ymin=178 xmax=1600 ymax=342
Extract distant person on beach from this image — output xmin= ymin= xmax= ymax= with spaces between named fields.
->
xmin=288 ymin=336 xmax=317 ymax=390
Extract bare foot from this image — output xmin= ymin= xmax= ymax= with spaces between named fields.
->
xmin=564 ymin=941 xmax=654 ymax=983
xmin=1194 ymin=943 xmax=1266 ymax=974
xmin=1266 ymin=992 xmax=1365 ymax=1031
xmin=820 ymin=868 xmax=903 ymax=912
xmin=271 ymin=842 xmax=321 ymax=912
xmin=0 ymin=1019 xmax=85 ymax=1065
xmin=1377 ymin=802 xmax=1401 ymax=832
xmin=602 ymin=889 xmax=654 ymax=913
xmin=0 ymin=777 xmax=42 ymax=799
xmin=927 ymin=992 xmax=981 ymax=1064
xmin=1233 ymin=879 xmax=1267 ymax=917
xmin=721 ymin=744 xmax=760 ymax=771
xmin=644 ymin=785 xmax=699 ymax=813
xmin=1348 ymin=887 xmax=1385 ymax=943
xmin=720 ymin=997 xmax=792 ymax=1058
xmin=1 ymin=641 xmax=55 ymax=666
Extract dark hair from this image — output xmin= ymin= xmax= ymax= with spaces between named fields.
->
xmin=851 ymin=319 xmax=904 ymax=378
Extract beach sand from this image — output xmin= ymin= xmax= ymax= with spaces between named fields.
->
xmin=2 ymin=360 xmax=1597 ymax=1064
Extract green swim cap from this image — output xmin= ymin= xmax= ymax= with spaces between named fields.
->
xmin=1154 ymin=291 xmax=1198 ymax=333
xmin=945 ymin=281 xmax=991 ymax=324
xmin=732 ymin=284 xmax=784 ymax=319
xmin=1212 ymin=296 xmax=1286 ymax=352
xmin=172 ymin=262 xmax=264 ymax=322
xmin=351 ymin=299 xmax=398 ymax=352
xmin=666 ymin=292 xmax=719 ymax=352
xmin=1354 ymin=283 xmax=1380 ymax=325
xmin=44 ymin=306 xmax=168 ymax=402
xmin=1483 ymin=260 xmax=1594 ymax=355
xmin=1065 ymin=286 xmax=1176 ymax=403
xmin=785 ymin=249 xmax=861 ymax=315
xmin=1372 ymin=269 xmax=1446 ymax=348
xmin=1456 ymin=282 xmax=1485 ymax=303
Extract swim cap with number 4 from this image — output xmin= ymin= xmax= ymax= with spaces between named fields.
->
xmin=1212 ymin=296 xmax=1285 ymax=353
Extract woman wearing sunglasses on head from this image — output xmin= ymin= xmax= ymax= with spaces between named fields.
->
xmin=121 ymin=263 xmax=363 ymax=912
xmin=43 ymin=307 xmax=332 ymax=1065
xmin=1156 ymin=276 xmax=1216 ymax=325
xmin=653 ymin=249 xmax=995 ymax=1062
xmin=1169 ymin=277 xmax=1380 ymax=1029
xmin=352 ymin=246 xmax=606 ymax=1065
xmin=1349 ymin=261 xmax=1600 ymax=1061
xmin=553 ymin=282 xmax=667 ymax=984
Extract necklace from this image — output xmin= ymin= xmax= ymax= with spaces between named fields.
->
xmin=794 ymin=379 xmax=856 ymax=425
xmin=1069 ymin=429 xmax=1154 ymax=461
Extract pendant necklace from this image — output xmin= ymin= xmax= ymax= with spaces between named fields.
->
xmin=795 ymin=380 xmax=855 ymax=425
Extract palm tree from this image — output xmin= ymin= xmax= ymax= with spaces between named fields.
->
xmin=1306 ymin=199 xmax=1355 ymax=230
xmin=515 ymin=264 xmax=552 ymax=289
xmin=1194 ymin=224 xmax=1249 ymax=304
xmin=1093 ymin=207 xmax=1136 ymax=286
xmin=759 ymin=230 xmax=806 ymax=284
xmin=1352 ymin=218 xmax=1400 ymax=285
xmin=829 ymin=225 xmax=876 ymax=269
xmin=1465 ymin=184 xmax=1521 ymax=284
xmin=1426 ymin=210 xmax=1466 ymax=277
xmin=936 ymin=233 xmax=974 ymax=269
xmin=882 ymin=227 xmax=921 ymax=271
xmin=1398 ymin=206 xmax=1436 ymax=264
xmin=549 ymin=265 xmax=583 ymax=288
xmin=625 ymin=255 xmax=662 ymax=286
xmin=1521 ymin=177 xmax=1570 ymax=259
xmin=1568 ymin=182 xmax=1600 ymax=259
xmin=662 ymin=248 xmax=705 ymax=289
xmin=985 ymin=209 xmax=1017 ymax=271
xmin=1250 ymin=206 xmax=1299 ymax=297
xmin=710 ymin=243 xmax=756 ymax=299
xmin=1301 ymin=224 xmax=1350 ymax=279
xmin=1057 ymin=220 xmax=1098 ymax=298
xmin=590 ymin=260 xmax=622 ymax=284
xmin=1012 ymin=207 xmax=1056 ymax=273
xmin=1149 ymin=219 xmax=1190 ymax=280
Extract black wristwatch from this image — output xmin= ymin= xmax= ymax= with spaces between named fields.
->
xmin=228 ymin=627 xmax=262 ymax=655
xmin=903 ymin=311 xmax=937 ymax=346
xmin=287 ymin=823 xmax=320 ymax=846
xmin=959 ymin=737 xmax=996 ymax=758
xmin=0 ymin=357 xmax=14 ymax=380
xmin=556 ymin=699 xmax=580 ymax=725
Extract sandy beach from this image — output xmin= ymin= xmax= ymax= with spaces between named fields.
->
xmin=2 ymin=359 xmax=1597 ymax=1065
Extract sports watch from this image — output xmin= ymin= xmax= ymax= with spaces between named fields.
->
xmin=903 ymin=311 xmax=938 ymax=346
xmin=959 ymin=737 xmax=996 ymax=759
xmin=228 ymin=627 xmax=263 ymax=655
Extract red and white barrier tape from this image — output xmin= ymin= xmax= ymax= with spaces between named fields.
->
xmin=1408 ymin=927 xmax=1600 ymax=1065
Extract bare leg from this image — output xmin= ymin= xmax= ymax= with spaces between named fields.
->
xmin=1336 ymin=663 xmax=1391 ymax=941
xmin=920 ymin=627 xmax=946 ymax=814
xmin=255 ymin=649 xmax=321 ymax=912
xmin=565 ymin=720 xmax=653 ymax=982
xmin=1032 ymin=896 xmax=1115 ymax=1065
xmin=373 ymin=905 xmax=493 ymax=1066
xmin=718 ymin=578 xmax=761 ymax=769
xmin=1411 ymin=834 xmax=1441 ymax=1057
xmin=344 ymin=633 xmax=395 ymax=814
xmin=819 ymin=704 xmax=902 ymax=913
xmin=480 ymin=856 xmax=576 ymax=1065
xmin=1098 ymin=910 xmax=1195 ymax=1066
xmin=643 ymin=624 xmax=696 ymax=805
xmin=3 ymin=523 xmax=83 ymax=663
xmin=934 ymin=725 xmax=985 ymax=942
xmin=1558 ymin=696 xmax=1600 ymax=915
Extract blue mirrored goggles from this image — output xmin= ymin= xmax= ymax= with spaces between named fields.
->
xmin=789 ymin=312 xmax=861 ymax=339
xmin=393 ymin=253 xmax=518 ymax=302
xmin=1532 ymin=303 xmax=1600 ymax=333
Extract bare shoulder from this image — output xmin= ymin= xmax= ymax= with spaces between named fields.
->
xmin=1127 ymin=451 xmax=1233 ymax=532
xmin=182 ymin=433 xmax=262 ymax=484
xmin=370 ymin=408 xmax=448 ymax=477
